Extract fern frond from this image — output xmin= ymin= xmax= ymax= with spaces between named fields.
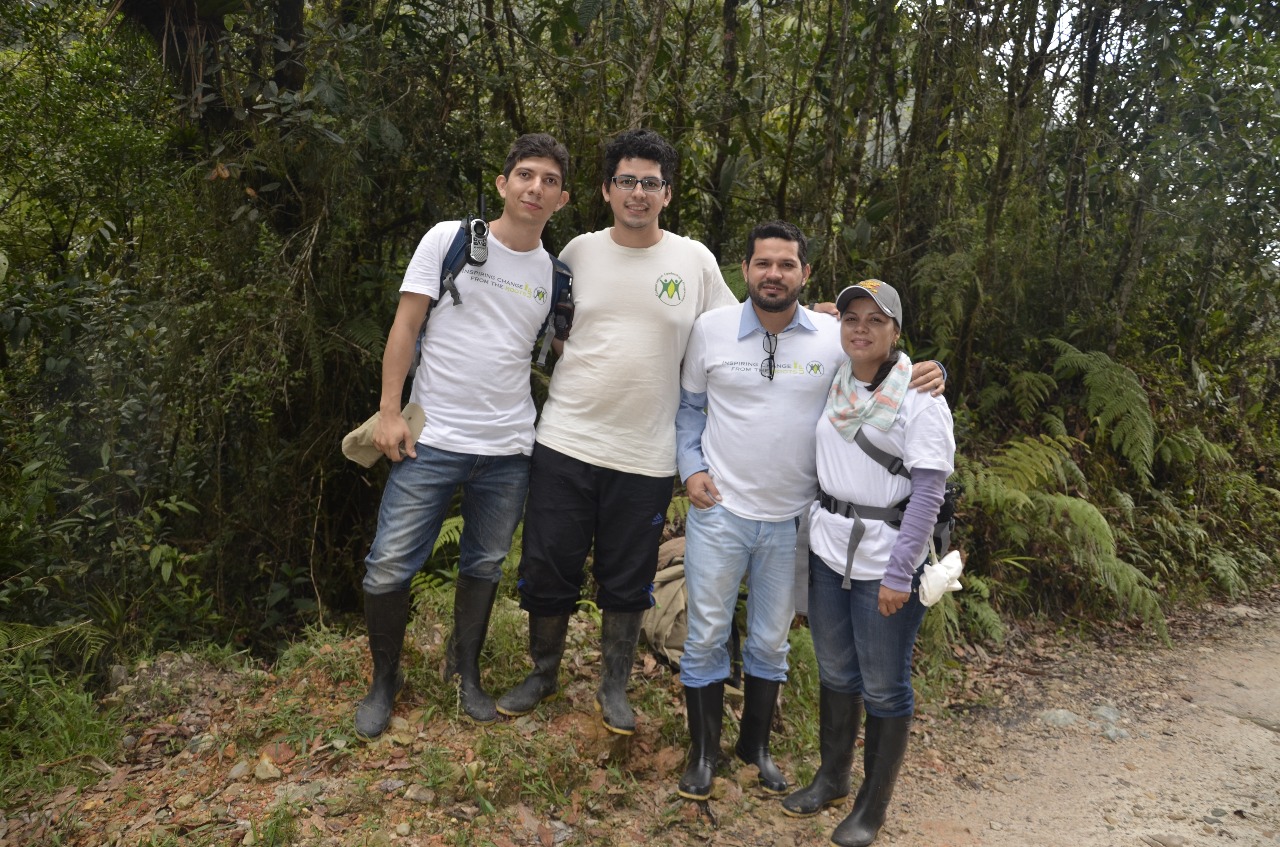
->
xmin=0 ymin=620 xmax=108 ymax=666
xmin=1037 ymin=492 xmax=1167 ymax=639
xmin=1108 ymin=487 xmax=1136 ymax=525
xmin=917 ymin=592 xmax=962 ymax=656
xmin=1048 ymin=339 xmax=1155 ymax=481
xmin=1204 ymin=549 xmax=1247 ymax=598
xmin=1155 ymin=425 xmax=1232 ymax=469
xmin=987 ymin=433 xmax=1078 ymax=492
xmin=339 ymin=315 xmax=387 ymax=362
xmin=576 ymin=0 xmax=607 ymax=28
xmin=952 ymin=460 xmax=1035 ymax=537
xmin=1037 ymin=492 xmax=1117 ymax=559
xmin=954 ymin=575 xmax=1005 ymax=645
xmin=973 ymin=382 xmax=1011 ymax=419
xmin=1009 ymin=370 xmax=1056 ymax=420
xmin=1040 ymin=409 xmax=1068 ymax=437
xmin=432 ymin=515 xmax=464 ymax=555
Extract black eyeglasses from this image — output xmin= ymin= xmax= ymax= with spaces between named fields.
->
xmin=760 ymin=330 xmax=777 ymax=380
xmin=610 ymin=175 xmax=668 ymax=193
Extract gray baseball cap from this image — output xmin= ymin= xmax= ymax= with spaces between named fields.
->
xmin=835 ymin=279 xmax=902 ymax=328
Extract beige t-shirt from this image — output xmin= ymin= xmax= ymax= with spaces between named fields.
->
xmin=536 ymin=228 xmax=738 ymax=477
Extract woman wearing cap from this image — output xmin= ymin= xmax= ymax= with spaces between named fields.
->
xmin=782 ymin=279 xmax=955 ymax=847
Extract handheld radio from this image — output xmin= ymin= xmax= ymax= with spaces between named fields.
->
xmin=466 ymin=194 xmax=488 ymax=266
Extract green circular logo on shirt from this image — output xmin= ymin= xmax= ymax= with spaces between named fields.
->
xmin=807 ymin=360 xmax=826 ymax=376
xmin=655 ymin=274 xmax=685 ymax=305
xmin=533 ymin=286 xmax=548 ymax=304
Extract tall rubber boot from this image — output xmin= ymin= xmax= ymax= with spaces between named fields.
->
xmin=677 ymin=682 xmax=725 ymax=800
xmin=734 ymin=674 xmax=789 ymax=793
xmin=354 ymin=588 xmax=412 ymax=739
xmin=495 ymin=613 xmax=570 ymax=717
xmin=442 ymin=575 xmax=499 ymax=724
xmin=594 ymin=610 xmax=643 ymax=735
xmin=831 ymin=714 xmax=912 ymax=847
xmin=781 ymin=688 xmax=863 ymax=817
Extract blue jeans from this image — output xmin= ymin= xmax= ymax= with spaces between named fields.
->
xmin=806 ymin=551 xmax=925 ymax=718
xmin=680 ymin=504 xmax=797 ymax=689
xmin=363 ymin=446 xmax=530 ymax=594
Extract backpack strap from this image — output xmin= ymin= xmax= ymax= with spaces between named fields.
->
xmin=535 ymin=256 xmax=574 ymax=368
xmin=408 ymin=224 xmax=469 ymax=376
xmin=821 ymin=429 xmax=958 ymax=588
xmin=437 ymin=222 xmax=469 ymax=309
xmin=853 ymin=427 xmax=911 ymax=479
xmin=816 ymin=490 xmax=905 ymax=589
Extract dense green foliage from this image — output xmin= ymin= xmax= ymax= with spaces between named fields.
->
xmin=2 ymin=0 xmax=1277 ymax=672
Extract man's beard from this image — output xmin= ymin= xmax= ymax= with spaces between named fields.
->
xmin=749 ymin=285 xmax=800 ymax=313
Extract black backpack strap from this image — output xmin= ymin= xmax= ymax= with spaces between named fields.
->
xmin=547 ymin=256 xmax=573 ymax=339
xmin=536 ymin=256 xmax=574 ymax=368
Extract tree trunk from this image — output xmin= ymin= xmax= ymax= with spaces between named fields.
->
xmin=836 ymin=0 xmax=896 ymax=282
xmin=482 ymin=0 xmax=524 ymax=132
xmin=814 ymin=0 xmax=853 ymax=288
xmin=623 ymin=0 xmax=671 ymax=130
xmin=704 ymin=0 xmax=740 ymax=262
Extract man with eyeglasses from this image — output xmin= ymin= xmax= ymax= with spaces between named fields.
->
xmin=497 ymin=129 xmax=739 ymax=736
xmin=671 ymin=221 xmax=942 ymax=800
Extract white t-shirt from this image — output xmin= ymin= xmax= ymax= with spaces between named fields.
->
xmin=400 ymin=221 xmax=553 ymax=456
xmin=808 ymin=388 xmax=955 ymax=581
xmin=681 ymin=304 xmax=843 ymax=521
xmin=536 ymin=229 xmax=738 ymax=477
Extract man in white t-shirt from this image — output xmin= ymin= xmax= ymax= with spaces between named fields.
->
xmin=354 ymin=133 xmax=570 ymax=738
xmin=496 ymin=129 xmax=739 ymax=736
xmin=672 ymin=222 xmax=943 ymax=801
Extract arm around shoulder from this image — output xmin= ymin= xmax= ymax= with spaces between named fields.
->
xmin=908 ymin=359 xmax=946 ymax=396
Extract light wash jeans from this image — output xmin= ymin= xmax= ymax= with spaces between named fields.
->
xmin=362 ymin=445 xmax=529 ymax=594
xmin=679 ymin=503 xmax=797 ymax=689
xmin=807 ymin=552 xmax=926 ymax=718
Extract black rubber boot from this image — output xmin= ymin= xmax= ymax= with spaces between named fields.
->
xmin=496 ymin=613 xmax=570 ymax=717
xmin=734 ymin=674 xmax=789 ymax=793
xmin=831 ymin=714 xmax=912 ymax=846
xmin=781 ymin=688 xmax=863 ymax=817
xmin=442 ymin=575 xmax=499 ymax=724
xmin=594 ymin=610 xmax=643 ymax=735
xmin=677 ymin=682 xmax=725 ymax=800
xmin=354 ymin=589 xmax=412 ymax=739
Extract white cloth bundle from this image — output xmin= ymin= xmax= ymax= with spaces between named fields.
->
xmin=919 ymin=541 xmax=964 ymax=607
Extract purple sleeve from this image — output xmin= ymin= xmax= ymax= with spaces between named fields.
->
xmin=882 ymin=468 xmax=948 ymax=593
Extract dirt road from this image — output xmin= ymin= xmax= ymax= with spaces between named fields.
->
xmin=888 ymin=600 xmax=1280 ymax=847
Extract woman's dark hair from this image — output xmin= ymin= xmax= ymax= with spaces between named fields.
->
xmin=865 ymin=349 xmax=902 ymax=392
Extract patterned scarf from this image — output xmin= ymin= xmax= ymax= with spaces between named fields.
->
xmin=825 ymin=352 xmax=912 ymax=440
